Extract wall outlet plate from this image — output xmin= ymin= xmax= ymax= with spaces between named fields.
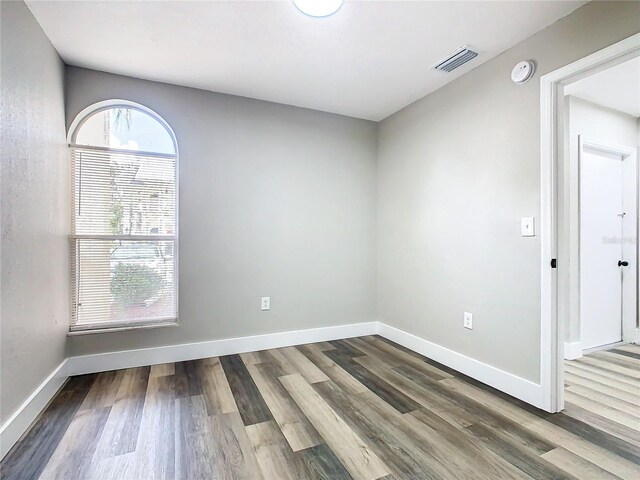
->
xmin=464 ymin=312 xmax=473 ymax=330
xmin=261 ymin=297 xmax=270 ymax=311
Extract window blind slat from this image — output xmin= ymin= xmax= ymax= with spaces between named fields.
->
xmin=71 ymin=146 xmax=177 ymax=328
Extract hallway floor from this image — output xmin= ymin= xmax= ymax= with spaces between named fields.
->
xmin=564 ymin=344 xmax=640 ymax=450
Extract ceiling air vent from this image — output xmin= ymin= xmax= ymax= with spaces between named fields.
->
xmin=433 ymin=46 xmax=478 ymax=72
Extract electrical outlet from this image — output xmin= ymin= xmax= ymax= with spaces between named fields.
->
xmin=464 ymin=312 xmax=473 ymax=330
xmin=261 ymin=297 xmax=270 ymax=311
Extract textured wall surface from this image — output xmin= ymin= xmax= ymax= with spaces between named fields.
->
xmin=1 ymin=1 xmax=69 ymax=423
xmin=377 ymin=1 xmax=640 ymax=383
xmin=64 ymin=67 xmax=378 ymax=356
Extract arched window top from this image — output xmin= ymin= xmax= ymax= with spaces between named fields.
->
xmin=70 ymin=100 xmax=176 ymax=155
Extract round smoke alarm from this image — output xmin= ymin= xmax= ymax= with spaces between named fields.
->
xmin=511 ymin=61 xmax=535 ymax=84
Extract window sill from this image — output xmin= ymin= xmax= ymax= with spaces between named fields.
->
xmin=67 ymin=320 xmax=178 ymax=336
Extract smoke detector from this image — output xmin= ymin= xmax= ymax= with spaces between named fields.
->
xmin=433 ymin=46 xmax=478 ymax=73
xmin=511 ymin=61 xmax=536 ymax=84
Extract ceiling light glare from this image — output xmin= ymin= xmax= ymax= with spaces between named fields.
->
xmin=293 ymin=0 xmax=343 ymax=17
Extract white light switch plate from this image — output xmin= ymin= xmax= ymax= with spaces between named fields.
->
xmin=521 ymin=217 xmax=535 ymax=237
xmin=261 ymin=297 xmax=270 ymax=311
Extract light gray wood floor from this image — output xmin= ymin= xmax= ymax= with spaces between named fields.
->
xmin=564 ymin=344 xmax=640 ymax=452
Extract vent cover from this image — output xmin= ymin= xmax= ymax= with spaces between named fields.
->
xmin=433 ymin=46 xmax=478 ymax=72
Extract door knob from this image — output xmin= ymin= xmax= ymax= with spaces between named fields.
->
xmin=618 ymin=260 xmax=629 ymax=267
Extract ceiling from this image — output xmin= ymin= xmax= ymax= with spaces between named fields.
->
xmin=565 ymin=56 xmax=640 ymax=117
xmin=27 ymin=1 xmax=586 ymax=121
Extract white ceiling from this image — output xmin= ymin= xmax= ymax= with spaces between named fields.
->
xmin=27 ymin=1 xmax=586 ymax=121
xmin=565 ymin=57 xmax=640 ymax=117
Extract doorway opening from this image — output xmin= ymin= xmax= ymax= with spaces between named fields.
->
xmin=575 ymin=137 xmax=637 ymax=353
xmin=540 ymin=33 xmax=640 ymax=413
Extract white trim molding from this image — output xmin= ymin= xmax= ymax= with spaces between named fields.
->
xmin=540 ymin=33 xmax=640 ymax=413
xmin=65 ymin=322 xmax=380 ymax=376
xmin=563 ymin=341 xmax=582 ymax=360
xmin=0 ymin=360 xmax=68 ymax=459
xmin=378 ymin=324 xmax=545 ymax=409
xmin=67 ymin=322 xmax=548 ymax=410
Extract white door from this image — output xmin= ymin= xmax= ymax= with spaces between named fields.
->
xmin=580 ymin=145 xmax=627 ymax=350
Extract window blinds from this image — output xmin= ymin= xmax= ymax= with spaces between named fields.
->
xmin=70 ymin=146 xmax=177 ymax=330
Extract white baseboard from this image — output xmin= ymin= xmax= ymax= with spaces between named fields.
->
xmin=65 ymin=321 xmax=380 ymax=376
xmin=377 ymin=323 xmax=545 ymax=410
xmin=582 ymin=341 xmax=628 ymax=354
xmin=563 ymin=341 xmax=582 ymax=360
xmin=0 ymin=360 xmax=68 ymax=459
xmin=2 ymin=319 xmax=551 ymax=460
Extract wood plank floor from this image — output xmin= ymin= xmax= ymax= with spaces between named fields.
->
xmin=563 ymin=345 xmax=640 ymax=452
xmin=2 ymin=337 xmax=639 ymax=480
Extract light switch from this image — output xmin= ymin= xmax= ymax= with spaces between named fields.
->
xmin=521 ymin=217 xmax=535 ymax=237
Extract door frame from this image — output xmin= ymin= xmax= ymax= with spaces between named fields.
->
xmin=539 ymin=33 xmax=640 ymax=413
xmin=577 ymin=136 xmax=637 ymax=349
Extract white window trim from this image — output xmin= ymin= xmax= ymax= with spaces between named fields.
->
xmin=67 ymin=99 xmax=180 ymax=334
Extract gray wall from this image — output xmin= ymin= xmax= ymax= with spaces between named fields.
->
xmin=64 ymin=67 xmax=378 ymax=356
xmin=1 ymin=1 xmax=69 ymax=423
xmin=376 ymin=1 xmax=640 ymax=383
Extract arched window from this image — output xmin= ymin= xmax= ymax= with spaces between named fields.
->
xmin=69 ymin=101 xmax=178 ymax=331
